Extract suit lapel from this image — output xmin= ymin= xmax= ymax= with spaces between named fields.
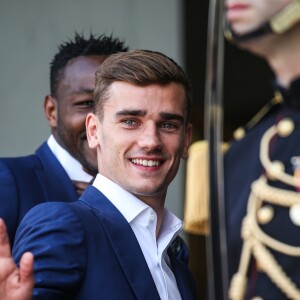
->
xmin=81 ymin=187 xmax=161 ymax=300
xmin=34 ymin=143 xmax=78 ymax=202
xmin=168 ymin=250 xmax=197 ymax=300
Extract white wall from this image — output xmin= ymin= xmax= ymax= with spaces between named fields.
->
xmin=0 ymin=0 xmax=185 ymax=217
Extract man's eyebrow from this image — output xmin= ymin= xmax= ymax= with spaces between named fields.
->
xmin=115 ymin=109 xmax=147 ymax=117
xmin=160 ymin=112 xmax=184 ymax=122
xmin=72 ymin=88 xmax=94 ymax=95
xmin=115 ymin=110 xmax=184 ymax=122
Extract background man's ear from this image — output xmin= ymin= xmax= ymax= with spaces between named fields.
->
xmin=44 ymin=95 xmax=58 ymax=128
xmin=86 ymin=113 xmax=99 ymax=149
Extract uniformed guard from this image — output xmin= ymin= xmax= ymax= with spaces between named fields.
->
xmin=223 ymin=0 xmax=300 ymax=299
xmin=184 ymin=0 xmax=300 ymax=299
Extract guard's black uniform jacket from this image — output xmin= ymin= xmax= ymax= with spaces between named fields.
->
xmin=225 ymin=77 xmax=300 ymax=299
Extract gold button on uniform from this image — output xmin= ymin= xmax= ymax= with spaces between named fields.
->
xmin=289 ymin=204 xmax=300 ymax=226
xmin=233 ymin=127 xmax=246 ymax=140
xmin=257 ymin=205 xmax=274 ymax=224
xmin=277 ymin=118 xmax=294 ymax=137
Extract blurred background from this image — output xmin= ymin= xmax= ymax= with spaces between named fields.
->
xmin=0 ymin=0 xmax=274 ymax=298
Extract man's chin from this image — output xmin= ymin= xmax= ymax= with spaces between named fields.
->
xmin=82 ymin=161 xmax=98 ymax=177
xmin=79 ymin=151 xmax=98 ymax=176
xmin=131 ymin=184 xmax=166 ymax=198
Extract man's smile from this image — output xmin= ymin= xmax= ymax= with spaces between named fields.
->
xmin=130 ymin=158 xmax=163 ymax=167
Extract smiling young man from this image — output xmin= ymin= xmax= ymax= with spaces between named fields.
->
xmin=0 ymin=33 xmax=128 ymax=246
xmin=223 ymin=0 xmax=300 ymax=299
xmin=0 ymin=50 xmax=196 ymax=300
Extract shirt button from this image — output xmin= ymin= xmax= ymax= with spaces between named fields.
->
xmin=150 ymin=212 xmax=155 ymax=221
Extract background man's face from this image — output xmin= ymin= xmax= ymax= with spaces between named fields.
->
xmin=226 ymin=0 xmax=292 ymax=35
xmin=55 ymin=55 xmax=108 ymax=175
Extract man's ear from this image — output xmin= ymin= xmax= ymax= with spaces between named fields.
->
xmin=181 ymin=123 xmax=193 ymax=160
xmin=86 ymin=113 xmax=99 ymax=149
xmin=44 ymin=95 xmax=58 ymax=127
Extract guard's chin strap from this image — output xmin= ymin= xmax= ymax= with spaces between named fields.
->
xmin=225 ymin=22 xmax=272 ymax=43
xmin=225 ymin=0 xmax=300 ymax=43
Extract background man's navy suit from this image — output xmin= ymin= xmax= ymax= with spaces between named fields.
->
xmin=0 ymin=142 xmax=78 ymax=245
xmin=13 ymin=186 xmax=197 ymax=300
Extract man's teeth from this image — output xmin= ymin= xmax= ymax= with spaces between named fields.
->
xmin=131 ymin=159 xmax=160 ymax=167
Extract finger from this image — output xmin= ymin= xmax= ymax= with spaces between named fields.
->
xmin=18 ymin=252 xmax=34 ymax=300
xmin=0 ymin=218 xmax=12 ymax=258
xmin=20 ymin=252 xmax=35 ymax=297
xmin=19 ymin=252 xmax=34 ymax=284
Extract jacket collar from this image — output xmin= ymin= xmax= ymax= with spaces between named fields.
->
xmin=79 ymin=186 xmax=161 ymax=300
xmin=34 ymin=142 xmax=78 ymax=201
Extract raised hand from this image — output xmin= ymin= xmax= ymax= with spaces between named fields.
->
xmin=0 ymin=219 xmax=34 ymax=300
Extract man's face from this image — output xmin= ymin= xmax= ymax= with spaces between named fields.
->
xmin=53 ymin=55 xmax=108 ymax=175
xmin=87 ymin=81 xmax=192 ymax=206
xmin=226 ymin=0 xmax=292 ymax=35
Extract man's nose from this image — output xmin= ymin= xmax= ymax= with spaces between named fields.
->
xmin=138 ymin=123 xmax=162 ymax=150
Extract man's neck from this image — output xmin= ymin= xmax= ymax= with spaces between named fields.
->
xmin=240 ymin=25 xmax=300 ymax=87
xmin=268 ymin=25 xmax=300 ymax=87
xmin=137 ymin=194 xmax=165 ymax=238
xmin=47 ymin=135 xmax=93 ymax=183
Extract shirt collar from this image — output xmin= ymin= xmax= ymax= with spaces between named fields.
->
xmin=47 ymin=135 xmax=93 ymax=183
xmin=92 ymin=174 xmax=183 ymax=233
xmin=93 ymin=174 xmax=148 ymax=223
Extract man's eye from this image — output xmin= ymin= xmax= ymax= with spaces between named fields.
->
xmin=161 ymin=123 xmax=176 ymax=129
xmin=82 ymin=101 xmax=94 ymax=107
xmin=78 ymin=100 xmax=94 ymax=107
xmin=122 ymin=119 xmax=138 ymax=126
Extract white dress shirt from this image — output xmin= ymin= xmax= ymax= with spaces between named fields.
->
xmin=93 ymin=174 xmax=183 ymax=300
xmin=47 ymin=135 xmax=93 ymax=183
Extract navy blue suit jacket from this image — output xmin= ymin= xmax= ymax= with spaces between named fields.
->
xmin=13 ymin=186 xmax=197 ymax=300
xmin=0 ymin=142 xmax=78 ymax=245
